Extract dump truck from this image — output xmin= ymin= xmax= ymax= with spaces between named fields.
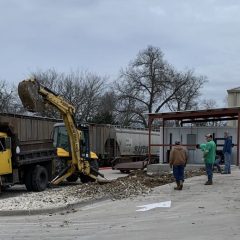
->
xmin=18 ymin=78 xmax=104 ymax=185
xmin=0 ymin=121 xmax=56 ymax=192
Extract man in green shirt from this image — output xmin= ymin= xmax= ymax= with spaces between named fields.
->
xmin=203 ymin=134 xmax=216 ymax=185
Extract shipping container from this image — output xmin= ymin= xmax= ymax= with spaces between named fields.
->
xmin=88 ymin=124 xmax=160 ymax=166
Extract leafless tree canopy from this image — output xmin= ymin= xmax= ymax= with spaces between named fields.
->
xmin=89 ymin=91 xmax=117 ymax=124
xmin=0 ymin=80 xmax=20 ymax=113
xmin=166 ymin=69 xmax=207 ymax=112
xmin=30 ymin=69 xmax=107 ymax=122
xmin=196 ymin=99 xmax=226 ymax=126
xmin=114 ymin=46 xmax=207 ymax=127
xmin=1 ymin=46 xmax=211 ymax=127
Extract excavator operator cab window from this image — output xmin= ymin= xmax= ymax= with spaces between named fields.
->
xmin=0 ymin=137 xmax=6 ymax=152
xmin=79 ymin=125 xmax=90 ymax=159
xmin=53 ymin=126 xmax=70 ymax=152
xmin=80 ymin=132 xmax=86 ymax=157
xmin=53 ymin=124 xmax=91 ymax=159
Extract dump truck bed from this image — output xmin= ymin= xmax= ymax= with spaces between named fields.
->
xmin=15 ymin=139 xmax=56 ymax=167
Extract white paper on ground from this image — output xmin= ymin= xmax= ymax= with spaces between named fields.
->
xmin=136 ymin=201 xmax=171 ymax=211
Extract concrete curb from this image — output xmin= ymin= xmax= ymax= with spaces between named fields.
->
xmin=0 ymin=196 xmax=109 ymax=217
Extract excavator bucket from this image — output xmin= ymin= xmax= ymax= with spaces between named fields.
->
xmin=18 ymin=79 xmax=45 ymax=112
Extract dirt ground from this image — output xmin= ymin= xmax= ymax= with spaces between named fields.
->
xmin=0 ymin=168 xmax=205 ymax=211
xmin=77 ymin=168 xmax=206 ymax=200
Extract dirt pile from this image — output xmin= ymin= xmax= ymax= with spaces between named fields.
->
xmin=67 ymin=168 xmax=206 ymax=200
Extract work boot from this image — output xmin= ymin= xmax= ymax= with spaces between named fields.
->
xmin=178 ymin=180 xmax=183 ymax=190
xmin=174 ymin=181 xmax=180 ymax=190
xmin=204 ymin=180 xmax=213 ymax=185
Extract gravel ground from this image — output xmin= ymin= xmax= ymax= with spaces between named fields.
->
xmin=0 ymin=169 xmax=205 ymax=211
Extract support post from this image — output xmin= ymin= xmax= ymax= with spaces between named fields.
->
xmin=148 ymin=116 xmax=152 ymax=164
xmin=162 ymin=120 xmax=165 ymax=163
xmin=237 ymin=113 xmax=240 ymax=166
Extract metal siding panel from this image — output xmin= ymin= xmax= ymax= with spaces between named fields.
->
xmin=20 ymin=118 xmax=27 ymax=141
xmin=0 ymin=113 xmax=59 ymax=141
xmin=32 ymin=120 xmax=38 ymax=140
xmin=114 ymin=127 xmax=160 ymax=156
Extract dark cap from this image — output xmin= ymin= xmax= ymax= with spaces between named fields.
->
xmin=175 ymin=141 xmax=180 ymax=145
xmin=205 ymin=134 xmax=212 ymax=138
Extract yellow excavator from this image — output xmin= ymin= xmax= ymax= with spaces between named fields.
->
xmin=18 ymin=78 xmax=104 ymax=185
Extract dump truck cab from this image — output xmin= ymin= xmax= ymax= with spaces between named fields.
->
xmin=0 ymin=122 xmax=56 ymax=192
xmin=0 ymin=132 xmax=12 ymax=176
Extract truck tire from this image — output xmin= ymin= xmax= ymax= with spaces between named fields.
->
xmin=66 ymin=173 xmax=79 ymax=182
xmin=32 ymin=165 xmax=48 ymax=191
xmin=24 ymin=167 xmax=33 ymax=191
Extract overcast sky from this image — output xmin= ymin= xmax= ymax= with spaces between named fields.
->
xmin=1 ymin=0 xmax=240 ymax=106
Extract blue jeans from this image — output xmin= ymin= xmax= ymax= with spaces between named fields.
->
xmin=213 ymin=158 xmax=221 ymax=172
xmin=173 ymin=165 xmax=185 ymax=181
xmin=205 ymin=163 xmax=213 ymax=181
xmin=224 ymin=152 xmax=231 ymax=174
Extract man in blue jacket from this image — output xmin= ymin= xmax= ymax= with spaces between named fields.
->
xmin=222 ymin=131 xmax=232 ymax=174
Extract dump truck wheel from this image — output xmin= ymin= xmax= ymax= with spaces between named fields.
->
xmin=32 ymin=165 xmax=48 ymax=191
xmin=24 ymin=167 xmax=33 ymax=191
xmin=66 ymin=173 xmax=79 ymax=182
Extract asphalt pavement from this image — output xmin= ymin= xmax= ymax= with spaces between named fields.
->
xmin=0 ymin=167 xmax=239 ymax=239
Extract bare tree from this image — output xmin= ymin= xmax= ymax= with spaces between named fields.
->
xmin=90 ymin=91 xmax=117 ymax=124
xmin=194 ymin=99 xmax=226 ymax=126
xmin=29 ymin=69 xmax=106 ymax=121
xmin=166 ymin=69 xmax=207 ymax=112
xmin=67 ymin=71 xmax=106 ymax=122
xmin=201 ymin=99 xmax=218 ymax=109
xmin=30 ymin=69 xmax=62 ymax=118
xmin=0 ymin=80 xmax=17 ymax=113
xmin=115 ymin=46 xmax=201 ymax=127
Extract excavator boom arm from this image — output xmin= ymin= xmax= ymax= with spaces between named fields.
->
xmin=18 ymin=79 xmax=92 ymax=183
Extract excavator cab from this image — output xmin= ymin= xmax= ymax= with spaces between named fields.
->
xmin=52 ymin=122 xmax=99 ymax=183
xmin=52 ymin=123 xmax=91 ymax=159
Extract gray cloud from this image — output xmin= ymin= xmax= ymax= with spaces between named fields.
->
xmin=0 ymin=0 xmax=239 ymax=106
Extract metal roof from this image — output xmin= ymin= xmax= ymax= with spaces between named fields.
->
xmin=148 ymin=107 xmax=240 ymax=122
xmin=227 ymin=87 xmax=240 ymax=93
